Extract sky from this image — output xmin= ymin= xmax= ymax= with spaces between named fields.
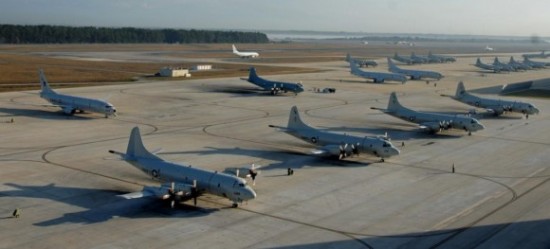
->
xmin=1 ymin=0 xmax=550 ymax=37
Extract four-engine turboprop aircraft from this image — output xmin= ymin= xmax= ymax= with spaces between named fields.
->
xmin=109 ymin=127 xmax=257 ymax=208
xmin=346 ymin=53 xmax=378 ymax=67
xmin=474 ymin=58 xmax=504 ymax=73
xmin=349 ymin=60 xmax=407 ymax=84
xmin=387 ymin=58 xmax=443 ymax=80
xmin=39 ymin=69 xmax=117 ymax=118
xmin=245 ymin=67 xmax=304 ymax=95
xmin=232 ymin=44 xmax=259 ymax=58
xmin=428 ymin=51 xmax=456 ymax=63
xmin=442 ymin=82 xmax=540 ymax=118
xmin=371 ymin=92 xmax=485 ymax=135
xmin=269 ymin=106 xmax=400 ymax=161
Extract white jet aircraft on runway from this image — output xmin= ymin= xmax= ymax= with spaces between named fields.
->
xmin=269 ymin=106 xmax=400 ymax=161
xmin=109 ymin=127 xmax=257 ymax=208
xmin=39 ymin=69 xmax=117 ymax=118
xmin=442 ymin=82 xmax=540 ymax=118
xmin=371 ymin=92 xmax=485 ymax=135
xmin=232 ymin=44 xmax=259 ymax=58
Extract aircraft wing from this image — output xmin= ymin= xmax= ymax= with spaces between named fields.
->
xmin=418 ymin=122 xmax=441 ymax=131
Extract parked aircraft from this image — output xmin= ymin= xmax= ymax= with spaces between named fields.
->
xmin=410 ymin=52 xmax=429 ymax=63
xmin=493 ymin=57 xmax=515 ymax=71
xmin=38 ymin=69 xmax=116 ymax=118
xmin=428 ymin=51 xmax=456 ymax=62
xmin=522 ymin=57 xmax=548 ymax=68
xmin=474 ymin=58 xmax=504 ymax=73
xmin=346 ymin=53 xmax=378 ymax=67
xmin=387 ymin=58 xmax=443 ymax=80
xmin=441 ymin=82 xmax=540 ymax=118
xmin=245 ymin=67 xmax=304 ymax=95
xmin=232 ymin=44 xmax=259 ymax=58
xmin=269 ymin=106 xmax=400 ymax=161
xmin=349 ymin=60 xmax=407 ymax=84
xmin=522 ymin=51 xmax=548 ymax=59
xmin=508 ymin=57 xmax=532 ymax=71
xmin=109 ymin=127 xmax=256 ymax=208
xmin=371 ymin=92 xmax=485 ymax=135
xmin=392 ymin=53 xmax=414 ymax=64
xmin=485 ymin=45 xmax=494 ymax=51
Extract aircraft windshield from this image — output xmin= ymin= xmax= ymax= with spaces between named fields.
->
xmin=383 ymin=142 xmax=390 ymax=147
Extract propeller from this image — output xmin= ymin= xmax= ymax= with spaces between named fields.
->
xmin=338 ymin=143 xmax=354 ymax=159
xmin=248 ymin=164 xmax=260 ymax=186
xmin=351 ymin=143 xmax=360 ymax=156
xmin=191 ymin=180 xmax=198 ymax=206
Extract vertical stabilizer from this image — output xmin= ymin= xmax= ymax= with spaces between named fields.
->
xmin=287 ymin=106 xmax=309 ymax=130
xmin=248 ymin=67 xmax=259 ymax=82
xmin=455 ymin=81 xmax=466 ymax=98
xmin=126 ymin=127 xmax=161 ymax=160
xmin=475 ymin=58 xmax=482 ymax=66
xmin=345 ymin=53 xmax=352 ymax=62
xmin=387 ymin=92 xmax=404 ymax=111
xmin=349 ymin=59 xmax=360 ymax=73
xmin=38 ymin=69 xmax=55 ymax=94
xmin=232 ymin=44 xmax=238 ymax=53
xmin=387 ymin=58 xmax=398 ymax=70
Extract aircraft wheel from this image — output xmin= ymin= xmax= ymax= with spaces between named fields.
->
xmin=232 ymin=203 xmax=238 ymax=208
xmin=468 ymin=131 xmax=472 ymax=136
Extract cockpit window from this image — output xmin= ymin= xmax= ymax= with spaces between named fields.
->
xmin=239 ymin=183 xmax=245 ymax=187
xmin=383 ymin=142 xmax=390 ymax=147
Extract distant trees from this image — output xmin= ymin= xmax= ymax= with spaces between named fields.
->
xmin=0 ymin=24 xmax=269 ymax=44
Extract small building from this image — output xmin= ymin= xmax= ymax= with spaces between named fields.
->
xmin=191 ymin=64 xmax=212 ymax=71
xmin=158 ymin=67 xmax=191 ymax=77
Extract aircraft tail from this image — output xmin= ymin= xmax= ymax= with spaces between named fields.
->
xmin=232 ymin=44 xmax=238 ymax=53
xmin=387 ymin=58 xmax=398 ymax=70
xmin=349 ymin=59 xmax=360 ymax=73
xmin=38 ymin=69 xmax=55 ymax=94
xmin=287 ymin=106 xmax=310 ymax=130
xmin=475 ymin=58 xmax=482 ymax=66
xmin=387 ymin=92 xmax=404 ymax=111
xmin=455 ymin=81 xmax=466 ymax=98
xmin=126 ymin=127 xmax=161 ymax=160
xmin=345 ymin=53 xmax=352 ymax=62
xmin=248 ymin=67 xmax=259 ymax=82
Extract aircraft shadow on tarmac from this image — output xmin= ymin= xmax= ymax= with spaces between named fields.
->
xmin=317 ymin=126 xmax=463 ymax=140
xmin=3 ymin=183 xmax=216 ymax=226
xmin=0 ymin=107 xmax=96 ymax=120
xmin=267 ymin=219 xmax=550 ymax=249
xmin=159 ymin=146 xmax=373 ymax=172
xmin=194 ymin=84 xmax=295 ymax=97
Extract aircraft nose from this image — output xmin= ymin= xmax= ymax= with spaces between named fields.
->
xmin=244 ymin=187 xmax=257 ymax=200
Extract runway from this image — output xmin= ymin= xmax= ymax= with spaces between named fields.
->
xmin=1 ymin=47 xmax=549 ymax=248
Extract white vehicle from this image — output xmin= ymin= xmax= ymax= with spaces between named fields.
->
xmin=39 ymin=70 xmax=116 ymax=118
xmin=232 ymin=44 xmax=259 ymax=58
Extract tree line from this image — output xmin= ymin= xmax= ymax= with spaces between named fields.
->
xmin=0 ymin=24 xmax=269 ymax=44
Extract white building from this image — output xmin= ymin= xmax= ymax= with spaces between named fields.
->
xmin=191 ymin=64 xmax=212 ymax=71
xmin=158 ymin=67 xmax=191 ymax=77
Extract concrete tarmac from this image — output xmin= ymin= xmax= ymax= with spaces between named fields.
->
xmin=1 ymin=50 xmax=549 ymax=248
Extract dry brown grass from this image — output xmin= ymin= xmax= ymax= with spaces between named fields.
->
xmin=0 ymin=44 xmax=325 ymax=92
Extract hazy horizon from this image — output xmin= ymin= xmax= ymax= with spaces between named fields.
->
xmin=1 ymin=0 xmax=550 ymax=38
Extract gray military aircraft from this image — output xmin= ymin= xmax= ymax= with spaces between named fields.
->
xmin=244 ymin=67 xmax=304 ymax=95
xmin=392 ymin=53 xmax=414 ymax=64
xmin=441 ymin=81 xmax=540 ymax=118
xmin=346 ymin=53 xmax=378 ymax=67
xmin=522 ymin=51 xmax=548 ymax=59
xmin=349 ymin=60 xmax=407 ymax=84
xmin=269 ymin=106 xmax=400 ymax=161
xmin=474 ymin=58 xmax=504 ymax=73
xmin=428 ymin=51 xmax=456 ymax=63
xmin=39 ymin=70 xmax=116 ymax=118
xmin=387 ymin=58 xmax=443 ymax=80
xmin=410 ymin=52 xmax=429 ymax=63
xmin=522 ymin=57 xmax=548 ymax=69
xmin=493 ymin=57 xmax=515 ymax=72
xmin=371 ymin=92 xmax=485 ymax=135
xmin=508 ymin=56 xmax=532 ymax=71
xmin=109 ymin=127 xmax=257 ymax=208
